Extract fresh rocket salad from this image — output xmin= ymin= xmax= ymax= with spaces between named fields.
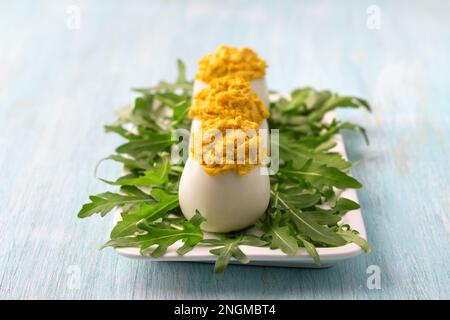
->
xmin=78 ymin=46 xmax=371 ymax=274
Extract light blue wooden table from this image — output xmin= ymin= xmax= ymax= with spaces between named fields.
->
xmin=1 ymin=0 xmax=449 ymax=299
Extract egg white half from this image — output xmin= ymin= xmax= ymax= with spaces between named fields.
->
xmin=179 ymin=158 xmax=270 ymax=232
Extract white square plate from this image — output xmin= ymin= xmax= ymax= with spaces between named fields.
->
xmin=113 ymin=107 xmax=367 ymax=268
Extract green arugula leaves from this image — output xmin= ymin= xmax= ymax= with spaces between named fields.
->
xmin=103 ymin=157 xmax=171 ymax=187
xmin=78 ymin=60 xmax=371 ymax=274
xmin=205 ymin=235 xmax=267 ymax=274
xmin=280 ymin=160 xmax=362 ymax=189
xmin=78 ymin=186 xmax=154 ymax=218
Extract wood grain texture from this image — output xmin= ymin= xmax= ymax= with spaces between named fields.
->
xmin=0 ymin=0 xmax=449 ymax=299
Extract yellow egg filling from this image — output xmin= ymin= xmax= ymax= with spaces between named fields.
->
xmin=195 ymin=45 xmax=267 ymax=83
xmin=189 ymin=76 xmax=270 ymax=176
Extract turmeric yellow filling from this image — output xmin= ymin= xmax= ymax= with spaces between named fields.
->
xmin=189 ymin=76 xmax=270 ymax=176
xmin=195 ymin=45 xmax=267 ymax=84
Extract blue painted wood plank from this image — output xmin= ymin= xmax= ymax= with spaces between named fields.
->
xmin=0 ymin=0 xmax=449 ymax=299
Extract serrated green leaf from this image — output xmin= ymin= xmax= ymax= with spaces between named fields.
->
xmin=97 ymin=154 xmax=154 ymax=171
xmin=299 ymin=237 xmax=320 ymax=266
xmin=176 ymin=59 xmax=187 ymax=84
xmin=210 ymin=244 xmax=233 ymax=274
xmin=78 ymin=186 xmax=153 ymax=218
xmin=338 ymin=228 xmax=372 ymax=253
xmin=270 ymin=226 xmax=299 ymax=256
xmin=106 ymin=212 xmax=203 ymax=257
xmin=334 ymin=198 xmax=360 ymax=214
xmin=231 ymin=246 xmax=250 ymax=264
xmin=208 ymin=234 xmax=256 ymax=274
xmin=279 ymin=133 xmax=352 ymax=170
xmin=274 ymin=190 xmax=346 ymax=246
xmin=273 ymin=187 xmax=321 ymax=209
xmin=138 ymin=189 xmax=179 ymax=222
xmin=103 ymin=157 xmax=170 ymax=187
xmin=301 ymin=210 xmax=342 ymax=225
xmin=281 ymin=163 xmax=362 ymax=189
xmin=116 ymin=132 xmax=173 ymax=155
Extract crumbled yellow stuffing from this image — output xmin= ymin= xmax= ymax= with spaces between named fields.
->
xmin=195 ymin=45 xmax=267 ymax=83
xmin=189 ymin=76 xmax=270 ymax=176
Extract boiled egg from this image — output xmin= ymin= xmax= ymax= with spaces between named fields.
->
xmin=178 ymin=46 xmax=271 ymax=233
xmin=179 ymin=157 xmax=270 ymax=232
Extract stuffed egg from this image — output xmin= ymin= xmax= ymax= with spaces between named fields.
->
xmin=193 ymin=45 xmax=270 ymax=111
xmin=179 ymin=46 xmax=271 ymax=233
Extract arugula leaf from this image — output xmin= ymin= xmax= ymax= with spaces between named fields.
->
xmin=281 ymin=160 xmax=362 ymax=189
xmin=301 ymin=210 xmax=342 ymax=226
xmin=176 ymin=59 xmax=188 ymax=85
xmin=78 ymin=186 xmax=154 ymax=218
xmin=116 ymin=132 xmax=174 ymax=156
xmin=109 ymin=188 xmax=178 ymax=239
xmin=133 ymin=59 xmax=193 ymax=95
xmin=299 ymin=236 xmax=320 ymax=266
xmin=97 ymin=154 xmax=154 ymax=172
xmin=279 ymin=133 xmax=351 ymax=170
xmin=171 ymin=99 xmax=191 ymax=127
xmin=274 ymin=186 xmax=321 ymax=209
xmin=210 ymin=243 xmax=244 ymax=274
xmin=104 ymin=124 xmax=138 ymax=140
xmin=206 ymin=234 xmax=265 ymax=274
xmin=110 ymin=209 xmax=146 ymax=239
xmin=299 ymin=198 xmax=360 ymax=226
xmin=337 ymin=122 xmax=369 ymax=145
xmin=334 ymin=198 xmax=360 ymax=214
xmin=307 ymin=93 xmax=371 ymax=122
xmin=338 ymin=225 xmax=372 ymax=253
xmin=290 ymin=213 xmax=346 ymax=246
xmin=324 ymin=95 xmax=371 ymax=112
xmin=138 ymin=189 xmax=179 ymax=222
xmin=176 ymin=211 xmax=205 ymax=255
xmin=105 ymin=211 xmax=203 ymax=257
xmin=138 ymin=212 xmax=203 ymax=258
xmin=273 ymin=190 xmax=347 ymax=246
xmin=269 ymin=225 xmax=299 ymax=256
xmin=102 ymin=157 xmax=170 ymax=187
